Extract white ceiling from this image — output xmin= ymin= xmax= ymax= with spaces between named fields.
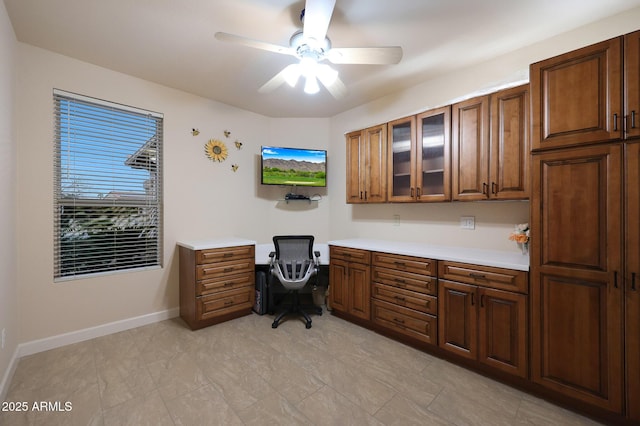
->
xmin=5 ymin=0 xmax=640 ymax=117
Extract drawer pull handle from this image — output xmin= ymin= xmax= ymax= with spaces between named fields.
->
xmin=394 ymin=296 xmax=406 ymax=302
xmin=395 ymin=278 xmax=406 ymax=285
xmin=632 ymin=272 xmax=637 ymax=291
xmin=491 ymin=182 xmax=498 ymax=195
xmin=480 ymin=295 xmax=485 ymax=308
xmin=471 ymin=293 xmax=475 ymax=306
xmin=223 ymin=253 xmax=233 ymax=257
xmin=394 ymin=261 xmax=406 ymax=267
xmin=614 ymin=271 xmax=618 ymax=289
xmin=224 ymin=300 xmax=233 ymax=306
xmin=393 ymin=318 xmax=405 ymax=324
xmin=224 ymin=267 xmax=234 ymax=273
xmin=614 ymin=113 xmax=619 ymax=131
xmin=469 ymin=272 xmax=486 ymax=280
xmin=632 ymin=110 xmax=637 ymax=129
xmin=224 ymin=282 xmax=233 ymax=287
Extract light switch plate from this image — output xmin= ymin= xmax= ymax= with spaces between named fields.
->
xmin=460 ymin=216 xmax=475 ymax=230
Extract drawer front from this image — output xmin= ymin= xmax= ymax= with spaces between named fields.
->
xmin=372 ymin=299 xmax=437 ymax=345
xmin=372 ymin=283 xmax=437 ymax=315
xmin=196 ymin=258 xmax=255 ymax=281
xmin=372 ymin=252 xmax=436 ymax=276
xmin=196 ymin=245 xmax=254 ymax=265
xmin=330 ymin=246 xmax=371 ymax=264
xmin=438 ymin=261 xmax=528 ymax=294
xmin=197 ymin=271 xmax=254 ymax=296
xmin=372 ymin=266 xmax=437 ymax=296
xmin=197 ymin=287 xmax=254 ymax=319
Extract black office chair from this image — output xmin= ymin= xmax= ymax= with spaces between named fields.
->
xmin=269 ymin=235 xmax=321 ymax=329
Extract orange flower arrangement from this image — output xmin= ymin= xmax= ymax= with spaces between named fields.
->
xmin=509 ymin=223 xmax=530 ymax=244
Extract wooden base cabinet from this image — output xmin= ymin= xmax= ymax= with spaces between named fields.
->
xmin=531 ymin=144 xmax=624 ymax=413
xmin=438 ymin=261 xmax=528 ymax=378
xmin=625 ymin=141 xmax=640 ymax=422
xmin=371 ymin=252 xmax=438 ymax=344
xmin=179 ymin=244 xmax=255 ymax=330
xmin=329 ymin=246 xmax=371 ymax=320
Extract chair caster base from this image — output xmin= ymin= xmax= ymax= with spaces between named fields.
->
xmin=305 ymin=321 xmax=312 ymax=329
xmin=271 ymin=321 xmax=278 ymax=329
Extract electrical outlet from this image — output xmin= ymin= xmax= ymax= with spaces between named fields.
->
xmin=1 ymin=328 xmax=5 ymax=349
xmin=393 ymin=214 xmax=400 ymax=226
xmin=460 ymin=216 xmax=475 ymax=230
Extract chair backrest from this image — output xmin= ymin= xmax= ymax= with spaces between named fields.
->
xmin=273 ymin=235 xmax=314 ymax=263
xmin=271 ymin=235 xmax=316 ymax=289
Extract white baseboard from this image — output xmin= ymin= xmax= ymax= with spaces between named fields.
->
xmin=0 ymin=307 xmax=179 ymax=399
xmin=17 ymin=307 xmax=180 ymax=358
xmin=0 ymin=308 xmax=179 ymax=399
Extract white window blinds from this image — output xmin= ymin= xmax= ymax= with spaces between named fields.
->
xmin=53 ymin=89 xmax=163 ymax=280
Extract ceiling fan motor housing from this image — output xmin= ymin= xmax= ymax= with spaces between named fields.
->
xmin=290 ymin=30 xmax=331 ymax=61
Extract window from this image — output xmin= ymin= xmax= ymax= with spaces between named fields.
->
xmin=53 ymin=90 xmax=163 ymax=280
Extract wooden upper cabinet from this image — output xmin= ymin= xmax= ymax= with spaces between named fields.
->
xmin=416 ymin=107 xmax=451 ymax=202
xmin=452 ymin=95 xmax=490 ymax=200
xmin=490 ymin=85 xmax=530 ymax=199
xmin=530 ymin=37 xmax=623 ymax=151
xmin=346 ymin=124 xmax=387 ymax=203
xmin=625 ymin=30 xmax=640 ymax=139
xmin=387 ymin=108 xmax=452 ymax=202
xmin=387 ymin=116 xmax=416 ymax=202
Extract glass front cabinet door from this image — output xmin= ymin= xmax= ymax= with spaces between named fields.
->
xmin=388 ymin=107 xmax=451 ymax=202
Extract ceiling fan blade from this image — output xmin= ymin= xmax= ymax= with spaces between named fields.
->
xmin=327 ymin=47 xmax=403 ymax=65
xmin=215 ymin=32 xmax=294 ymax=56
xmin=258 ymin=64 xmax=299 ymax=93
xmin=319 ymin=74 xmax=347 ymax=99
xmin=303 ymin=0 xmax=336 ymax=42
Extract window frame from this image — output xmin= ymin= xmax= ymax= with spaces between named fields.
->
xmin=53 ymin=89 xmax=164 ymax=281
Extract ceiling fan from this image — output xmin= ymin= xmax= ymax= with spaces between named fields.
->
xmin=214 ymin=0 xmax=403 ymax=98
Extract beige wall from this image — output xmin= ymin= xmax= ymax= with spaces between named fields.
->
xmin=0 ymin=0 xmax=17 ymax=396
xmin=328 ymin=6 xmax=640 ymax=251
xmin=7 ymin=5 xmax=640 ymax=352
xmin=14 ymin=44 xmax=333 ymax=343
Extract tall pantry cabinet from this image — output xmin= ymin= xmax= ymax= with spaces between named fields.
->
xmin=530 ymin=30 xmax=639 ymax=420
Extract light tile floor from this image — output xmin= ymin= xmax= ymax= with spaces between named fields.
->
xmin=1 ymin=312 xmax=604 ymax=425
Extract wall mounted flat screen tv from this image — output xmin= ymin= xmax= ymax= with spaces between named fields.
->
xmin=261 ymin=146 xmax=327 ymax=187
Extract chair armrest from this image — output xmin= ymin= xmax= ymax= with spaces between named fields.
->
xmin=269 ymin=252 xmax=275 ymax=258
xmin=314 ymin=251 xmax=321 ymax=258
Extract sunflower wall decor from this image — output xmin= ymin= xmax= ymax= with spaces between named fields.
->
xmin=204 ymin=139 xmax=228 ymax=162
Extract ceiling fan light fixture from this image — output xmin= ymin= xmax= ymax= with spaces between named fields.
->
xmin=282 ymin=64 xmax=301 ymax=87
xmin=316 ymin=64 xmax=338 ymax=86
xmin=304 ymin=75 xmax=320 ymax=94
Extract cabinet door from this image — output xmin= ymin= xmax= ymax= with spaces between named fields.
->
xmin=416 ymin=106 xmax=451 ymax=202
xmin=490 ymin=85 xmax=529 ymax=200
xmin=329 ymin=259 xmax=349 ymax=313
xmin=348 ymin=262 xmax=371 ymax=320
xmin=531 ymin=37 xmax=622 ymax=150
xmin=625 ymin=141 xmax=640 ymax=421
xmin=364 ymin=124 xmax=387 ymax=203
xmin=531 ymin=144 xmax=624 ymax=413
xmin=438 ymin=280 xmax=477 ymax=360
xmin=478 ymin=287 xmax=527 ymax=378
xmin=387 ymin=116 xmax=416 ymax=202
xmin=625 ymin=30 xmax=640 ymax=139
xmin=345 ymin=130 xmax=364 ymax=203
xmin=452 ymin=95 xmax=490 ymax=200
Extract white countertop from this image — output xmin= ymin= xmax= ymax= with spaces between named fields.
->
xmin=177 ymin=237 xmax=529 ymax=271
xmin=176 ymin=237 xmax=256 ymax=251
xmin=255 ymin=243 xmax=330 ymax=265
xmin=328 ymin=238 xmax=529 ymax=271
